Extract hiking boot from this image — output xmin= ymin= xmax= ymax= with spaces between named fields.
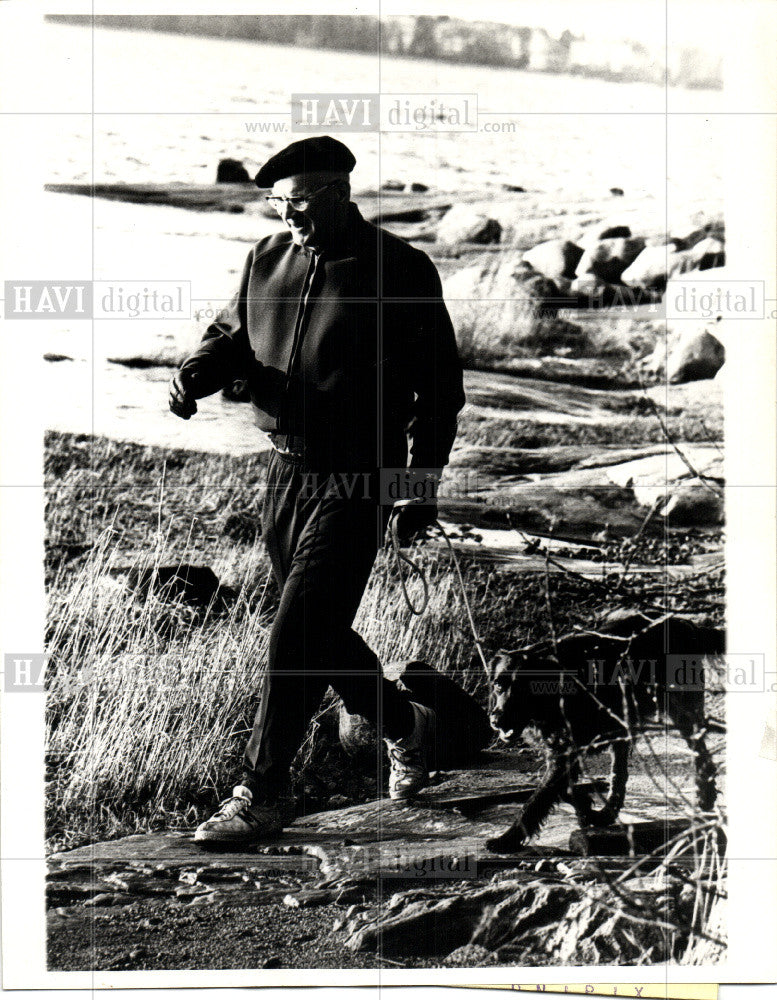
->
xmin=194 ymin=785 xmax=284 ymax=846
xmin=384 ymin=702 xmax=437 ymax=801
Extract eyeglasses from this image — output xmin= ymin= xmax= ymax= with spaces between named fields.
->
xmin=265 ymin=181 xmax=339 ymax=213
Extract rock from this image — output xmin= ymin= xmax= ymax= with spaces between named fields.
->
xmin=342 ymin=885 xmax=510 ymax=955
xmin=410 ymin=182 xmax=429 ymax=192
xmin=113 ymin=564 xmax=221 ymax=606
xmin=283 ymin=889 xmax=339 ymax=908
xmin=47 ymin=884 xmax=101 ymax=906
xmin=569 ymin=274 xmax=622 ymax=306
xmin=443 ymin=943 xmax=497 ymax=966
xmin=175 ymin=884 xmax=212 ymax=898
xmin=577 ymin=224 xmax=633 ymax=247
xmin=338 ymin=660 xmax=492 ymax=770
xmin=469 ymin=880 xmax=676 ymax=965
xmin=381 ymin=179 xmax=405 ymax=191
xmin=522 ymin=239 xmax=583 ymax=285
xmin=187 ymin=891 xmax=222 ymax=905
xmin=437 ymin=205 xmax=502 ymax=245
xmin=327 ymin=794 xmax=354 ymax=809
xmin=502 ymin=183 xmax=526 ymax=192
xmin=667 ymin=328 xmax=725 ymax=383
xmin=609 ymin=187 xmax=625 ymax=196
xmin=216 ymin=158 xmax=250 ymax=184
xmin=660 ymin=486 xmax=724 ymax=527
xmin=576 ymin=237 xmax=646 ymax=284
xmin=442 ymin=253 xmax=584 ymax=364
xmin=599 ymin=225 xmax=631 ymax=239
xmin=688 ymin=235 xmax=725 ymax=270
xmin=470 ymin=882 xmax=576 ymax=952
xmin=672 ymin=218 xmax=725 ymax=251
xmin=84 ymin=892 xmax=131 ymax=907
xmin=621 ymin=245 xmax=691 ymax=289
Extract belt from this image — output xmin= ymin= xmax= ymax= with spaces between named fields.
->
xmin=268 ymin=433 xmax=305 ymax=459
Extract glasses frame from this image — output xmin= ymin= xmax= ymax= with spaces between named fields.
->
xmin=264 ymin=180 xmax=340 ymax=213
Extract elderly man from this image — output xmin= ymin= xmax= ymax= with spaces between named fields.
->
xmin=170 ymin=136 xmax=465 ymax=845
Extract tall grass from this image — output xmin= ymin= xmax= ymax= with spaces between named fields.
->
xmin=46 ymin=511 xmax=581 ymax=850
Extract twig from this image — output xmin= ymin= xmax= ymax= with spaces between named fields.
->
xmin=543 ymin=526 xmax=559 ymax=657
xmin=637 ymin=373 xmax=723 ymax=498
xmin=156 ymin=459 xmax=167 ymax=543
xmin=617 ymin=495 xmax=664 ymax=587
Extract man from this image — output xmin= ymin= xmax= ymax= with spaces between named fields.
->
xmin=170 ymin=136 xmax=465 ymax=845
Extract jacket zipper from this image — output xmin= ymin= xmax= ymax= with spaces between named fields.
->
xmin=285 ymin=250 xmax=320 ymax=390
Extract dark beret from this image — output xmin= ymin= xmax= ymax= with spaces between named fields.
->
xmin=254 ymin=136 xmax=356 ymax=188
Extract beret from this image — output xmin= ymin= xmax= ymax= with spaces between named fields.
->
xmin=254 ymin=135 xmax=356 ymax=188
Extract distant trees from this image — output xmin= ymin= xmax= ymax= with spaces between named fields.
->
xmin=44 ymin=14 xmax=721 ymax=89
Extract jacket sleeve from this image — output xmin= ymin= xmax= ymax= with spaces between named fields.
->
xmin=177 ymin=248 xmax=257 ymax=398
xmin=405 ymin=254 xmax=466 ymax=476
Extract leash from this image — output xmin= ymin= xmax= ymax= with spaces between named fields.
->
xmin=387 ymin=509 xmax=490 ymax=674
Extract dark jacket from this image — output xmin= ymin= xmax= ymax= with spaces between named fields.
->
xmin=179 ymin=203 xmax=465 ymax=473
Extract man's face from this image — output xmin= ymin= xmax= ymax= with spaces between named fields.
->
xmin=269 ymin=174 xmax=346 ymax=250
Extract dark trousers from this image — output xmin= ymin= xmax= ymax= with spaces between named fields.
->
xmin=241 ymin=450 xmax=415 ymax=800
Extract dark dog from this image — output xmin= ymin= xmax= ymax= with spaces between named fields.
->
xmin=486 ymin=613 xmax=724 ymax=853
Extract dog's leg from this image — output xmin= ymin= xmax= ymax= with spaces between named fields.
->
xmin=688 ymin=729 xmax=717 ymax=811
xmin=486 ymin=751 xmax=575 ymax=853
xmin=574 ymin=739 xmax=629 ymax=828
xmin=672 ymin=699 xmax=718 ymax=813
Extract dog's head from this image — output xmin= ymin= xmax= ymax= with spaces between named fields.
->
xmin=487 ymin=650 xmax=534 ymax=742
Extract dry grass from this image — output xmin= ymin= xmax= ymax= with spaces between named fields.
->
xmin=44 ymin=431 xmax=724 ymax=860
xmin=42 ymin=433 xmax=589 ymax=849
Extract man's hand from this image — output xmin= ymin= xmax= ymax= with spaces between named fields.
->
xmin=169 ymin=372 xmax=198 ymax=420
xmin=391 ymin=500 xmax=438 ymax=547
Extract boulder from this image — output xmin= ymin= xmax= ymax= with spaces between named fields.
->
xmin=216 ymin=158 xmax=250 ymax=184
xmin=522 ymin=239 xmax=583 ymax=286
xmin=442 ymin=253 xmax=584 ymax=363
xmin=672 ymin=218 xmax=725 ymax=251
xmin=659 ymin=486 xmax=724 ymax=526
xmin=667 ymin=327 xmax=725 ymax=383
xmin=576 ymin=237 xmax=646 ymax=284
xmin=437 ymin=205 xmax=502 ymax=245
xmin=410 ymin=181 xmax=429 ymax=192
xmin=578 ymin=224 xmax=632 ymax=247
xmin=569 ymin=273 xmax=623 ymax=306
xmin=380 ymin=179 xmax=405 ymax=191
xmin=621 ymin=245 xmax=691 ymax=289
xmin=688 ymin=235 xmax=725 ymax=270
xmin=338 ymin=660 xmax=493 ymax=770
xmin=112 ymin=565 xmax=221 ymax=606
xmin=598 ymin=224 xmax=631 ymax=240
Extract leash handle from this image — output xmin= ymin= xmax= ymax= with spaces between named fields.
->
xmin=388 ymin=508 xmax=430 ymax=615
xmin=387 ymin=510 xmax=490 ymax=674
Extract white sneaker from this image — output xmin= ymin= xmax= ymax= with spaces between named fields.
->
xmin=194 ymin=785 xmax=284 ymax=845
xmin=384 ymin=702 xmax=436 ymax=801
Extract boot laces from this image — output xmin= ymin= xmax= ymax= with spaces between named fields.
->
xmin=213 ymin=795 xmax=251 ymax=821
xmin=386 ymin=740 xmax=418 ymax=775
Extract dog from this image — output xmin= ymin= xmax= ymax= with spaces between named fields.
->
xmin=485 ymin=612 xmax=725 ymax=853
